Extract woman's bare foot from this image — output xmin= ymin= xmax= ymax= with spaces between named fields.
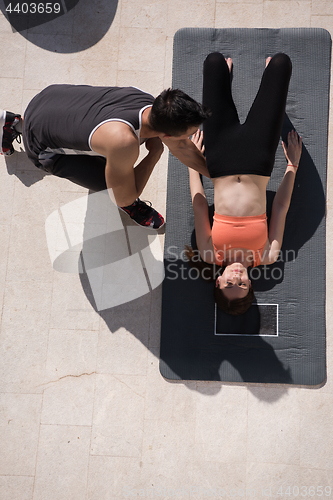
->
xmin=265 ymin=56 xmax=272 ymax=68
xmin=225 ymin=57 xmax=233 ymax=73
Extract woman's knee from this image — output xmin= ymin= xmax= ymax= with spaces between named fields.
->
xmin=204 ymin=52 xmax=227 ymax=71
xmin=270 ymin=52 xmax=292 ymax=73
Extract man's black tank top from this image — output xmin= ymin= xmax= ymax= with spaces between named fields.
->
xmin=23 ymin=85 xmax=155 ymax=159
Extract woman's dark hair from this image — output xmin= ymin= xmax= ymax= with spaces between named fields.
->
xmin=184 ymin=245 xmax=254 ymax=316
xmin=214 ymin=284 xmax=254 ymax=316
xmin=149 ymin=88 xmax=211 ymax=136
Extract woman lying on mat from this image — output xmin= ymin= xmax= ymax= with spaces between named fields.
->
xmin=187 ymin=52 xmax=302 ymax=315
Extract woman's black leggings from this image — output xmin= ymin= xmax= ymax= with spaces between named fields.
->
xmin=203 ymin=52 xmax=292 ymax=178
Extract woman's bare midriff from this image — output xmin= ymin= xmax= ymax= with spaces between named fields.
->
xmin=212 ymin=174 xmax=270 ymax=216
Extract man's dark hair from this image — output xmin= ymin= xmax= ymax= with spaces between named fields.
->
xmin=149 ymin=88 xmax=211 ymax=136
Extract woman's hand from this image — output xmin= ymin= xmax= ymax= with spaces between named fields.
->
xmin=191 ymin=129 xmax=205 ymax=154
xmin=282 ymin=129 xmax=302 ymax=167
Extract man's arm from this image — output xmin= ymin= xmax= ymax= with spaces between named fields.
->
xmin=163 ymin=135 xmax=210 ymax=178
xmin=90 ymin=122 xmax=163 ymax=207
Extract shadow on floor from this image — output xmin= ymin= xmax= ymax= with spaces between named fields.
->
xmin=1 ymin=0 xmax=118 ymax=53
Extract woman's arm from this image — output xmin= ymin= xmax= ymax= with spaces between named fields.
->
xmin=188 ymin=130 xmax=215 ymax=263
xmin=261 ymin=130 xmax=302 ymax=265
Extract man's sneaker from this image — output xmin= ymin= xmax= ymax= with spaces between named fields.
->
xmin=0 ymin=110 xmax=22 ymax=156
xmin=119 ymin=198 xmax=165 ymax=229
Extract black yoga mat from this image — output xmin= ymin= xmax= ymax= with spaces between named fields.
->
xmin=160 ymin=28 xmax=331 ymax=385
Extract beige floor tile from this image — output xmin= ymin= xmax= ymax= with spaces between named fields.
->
xmin=300 ymin=392 xmax=333 ymax=469
xmin=0 ymin=77 xmax=24 ymax=112
xmin=139 ymin=170 xmax=166 ymax=216
xmin=120 ymin=0 xmax=167 ymax=29
xmin=215 ymin=3 xmax=264 ymax=28
xmin=148 ymin=286 xmax=163 ymax=348
xmin=217 ymin=0 xmax=262 ymax=3
xmin=23 ymin=37 xmax=73 ymax=89
xmin=55 ymin=186 xmax=91 ymax=206
xmin=144 ymin=147 xmax=169 ymax=194
xmin=97 ymin=287 xmax=152 ymax=372
xmin=0 ymin=159 xmax=15 ymax=225
xmin=167 ymin=0 xmax=216 ymax=37
xmin=50 ymin=272 xmax=100 ymax=330
xmin=71 ymin=26 xmax=120 ymax=63
xmin=0 ymin=476 xmax=34 ymax=500
xmin=299 ymin=468 xmax=333 ymax=488
xmin=136 ymin=467 xmax=186 ymax=499
xmin=45 ymin=329 xmax=98 ymax=379
xmin=21 ymin=89 xmax=41 ymax=121
xmin=194 ymin=384 xmax=248 ymax=463
xmin=164 ymin=36 xmax=174 ymax=88
xmin=246 ymin=462 xmax=300 ymax=499
xmin=70 ymin=60 xmax=118 ymax=87
xmin=0 ymin=316 xmax=48 ymax=394
xmin=11 ymin=168 xmax=53 ymax=223
xmin=116 ymin=70 xmax=164 ymax=97
xmin=41 ymin=374 xmax=96 ymax=425
xmin=312 ymin=1 xmax=333 ymax=16
xmin=145 ymin=349 xmax=197 ymax=421
xmin=87 ymin=456 xmax=142 ymax=500
xmin=2 ymin=275 xmax=53 ymax=313
xmin=6 ymin=222 xmax=54 ymax=282
xmin=118 ymin=27 xmax=166 ymax=74
xmin=33 ymin=424 xmax=91 ymax=500
xmin=182 ymin=462 xmax=247 ymax=499
xmin=0 ymin=224 xmax=10 ymax=283
xmin=0 ymin=394 xmax=42 ymax=475
xmin=247 ymin=388 xmax=300 ymax=465
xmin=97 ymin=326 xmax=149 ymax=375
xmin=141 ymin=419 xmax=196 ymax=476
xmin=0 ymin=282 xmax=5 ymax=317
xmin=0 ymin=33 xmax=27 ymax=79
xmin=91 ymin=374 xmax=146 ymax=457
xmin=156 ymin=188 xmax=167 ymax=221
xmin=73 ymin=0 xmax=121 ymax=36
xmin=44 ymin=172 xmax=89 ymax=194
xmin=263 ymin=1 xmax=311 ymax=27
xmin=0 ymin=11 xmax=16 ymax=35
xmin=0 ymin=281 xmax=51 ymax=393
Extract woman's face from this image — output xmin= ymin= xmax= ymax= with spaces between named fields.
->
xmin=216 ymin=263 xmax=251 ymax=300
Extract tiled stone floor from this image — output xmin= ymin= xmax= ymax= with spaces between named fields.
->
xmin=0 ymin=0 xmax=333 ymax=499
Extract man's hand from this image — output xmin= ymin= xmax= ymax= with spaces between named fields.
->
xmin=145 ymin=136 xmax=164 ymax=157
xmin=162 ymin=135 xmax=210 ymax=178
